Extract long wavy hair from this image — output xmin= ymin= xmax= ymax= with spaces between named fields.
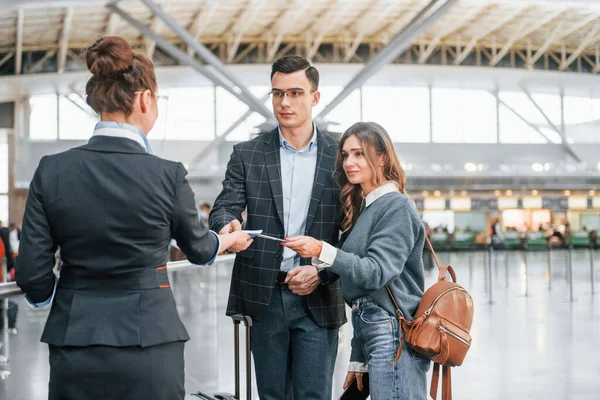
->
xmin=335 ymin=122 xmax=407 ymax=232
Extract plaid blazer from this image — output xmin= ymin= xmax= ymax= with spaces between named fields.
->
xmin=210 ymin=127 xmax=346 ymax=329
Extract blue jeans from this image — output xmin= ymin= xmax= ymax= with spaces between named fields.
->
xmin=251 ymin=285 xmax=339 ymax=400
xmin=352 ymin=297 xmax=430 ymax=400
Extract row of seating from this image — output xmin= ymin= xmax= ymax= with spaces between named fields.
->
xmin=428 ymin=231 xmax=599 ymax=252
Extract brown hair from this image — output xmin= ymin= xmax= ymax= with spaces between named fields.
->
xmin=85 ymin=36 xmax=157 ymax=115
xmin=271 ymin=55 xmax=319 ymax=90
xmin=336 ymin=122 xmax=407 ymax=232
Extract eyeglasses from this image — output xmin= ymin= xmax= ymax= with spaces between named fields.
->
xmin=134 ymin=90 xmax=169 ymax=101
xmin=269 ymin=89 xmax=315 ymax=100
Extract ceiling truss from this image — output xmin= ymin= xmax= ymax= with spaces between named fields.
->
xmin=1 ymin=0 xmax=600 ymax=76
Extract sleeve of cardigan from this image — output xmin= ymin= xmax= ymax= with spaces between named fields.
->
xmin=328 ymin=202 xmax=420 ymax=291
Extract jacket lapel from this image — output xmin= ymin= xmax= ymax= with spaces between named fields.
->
xmin=304 ymin=130 xmax=334 ymax=234
xmin=264 ymin=129 xmax=285 ymax=227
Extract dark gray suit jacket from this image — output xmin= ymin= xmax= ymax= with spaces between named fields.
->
xmin=210 ymin=128 xmax=347 ymax=329
xmin=16 ymin=135 xmax=218 ymax=347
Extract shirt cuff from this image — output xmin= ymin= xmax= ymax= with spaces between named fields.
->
xmin=25 ymin=279 xmax=57 ymax=310
xmin=348 ymin=362 xmax=369 ymax=373
xmin=205 ymin=230 xmax=221 ymax=266
xmin=314 ymin=241 xmax=337 ymax=267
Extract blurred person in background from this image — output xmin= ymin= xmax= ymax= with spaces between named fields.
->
xmin=198 ymin=202 xmax=211 ymax=223
xmin=564 ymin=222 xmax=572 ymax=246
xmin=0 ymin=220 xmax=14 ymax=274
xmin=0 ymin=221 xmax=18 ymax=334
xmin=15 ymin=36 xmax=251 ymax=400
xmin=8 ymin=222 xmax=21 ymax=257
xmin=491 ymin=217 xmax=503 ymax=247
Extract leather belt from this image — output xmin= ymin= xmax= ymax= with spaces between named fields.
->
xmin=58 ymin=266 xmax=171 ymax=290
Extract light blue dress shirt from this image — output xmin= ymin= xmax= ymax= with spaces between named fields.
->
xmin=279 ymin=125 xmax=318 ymax=272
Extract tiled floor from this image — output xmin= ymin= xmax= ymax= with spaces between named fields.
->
xmin=2 ymin=248 xmax=600 ymax=399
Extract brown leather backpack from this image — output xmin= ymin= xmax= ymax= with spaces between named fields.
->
xmin=386 ymin=236 xmax=474 ymax=400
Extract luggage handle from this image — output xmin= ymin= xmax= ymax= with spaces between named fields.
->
xmin=231 ymin=314 xmax=253 ymax=327
xmin=231 ymin=314 xmax=252 ymax=400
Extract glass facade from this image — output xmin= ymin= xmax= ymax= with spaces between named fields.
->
xmin=27 ymin=86 xmax=600 ymax=144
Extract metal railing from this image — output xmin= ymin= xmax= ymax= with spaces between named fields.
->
xmin=0 ymin=254 xmax=236 ymax=380
xmin=0 ymin=255 xmax=237 ymax=301
xmin=498 ymin=245 xmax=595 ymax=301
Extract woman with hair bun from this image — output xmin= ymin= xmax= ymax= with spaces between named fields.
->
xmin=16 ymin=36 xmax=252 ymax=400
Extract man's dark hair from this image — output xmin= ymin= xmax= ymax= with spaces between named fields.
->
xmin=270 ymin=55 xmax=319 ymax=90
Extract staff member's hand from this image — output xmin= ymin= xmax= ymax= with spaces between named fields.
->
xmin=343 ymin=371 xmax=365 ymax=391
xmin=219 ymin=230 xmax=252 ymax=254
xmin=219 ymin=219 xmax=242 ymax=234
xmin=281 ymin=236 xmax=323 ymax=258
xmin=284 ymin=265 xmax=320 ymax=295
xmin=219 ymin=220 xmax=247 ymax=253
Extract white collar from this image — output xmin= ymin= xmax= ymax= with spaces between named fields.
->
xmin=364 ymin=181 xmax=399 ymax=208
xmin=92 ymin=127 xmax=148 ymax=152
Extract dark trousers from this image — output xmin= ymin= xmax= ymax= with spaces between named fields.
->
xmin=48 ymin=341 xmax=185 ymax=400
xmin=251 ymin=284 xmax=339 ymax=400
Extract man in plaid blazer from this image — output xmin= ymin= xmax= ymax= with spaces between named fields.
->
xmin=210 ymin=56 xmax=346 ymax=399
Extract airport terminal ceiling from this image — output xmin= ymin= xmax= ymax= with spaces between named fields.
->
xmin=0 ymin=0 xmax=599 ymax=75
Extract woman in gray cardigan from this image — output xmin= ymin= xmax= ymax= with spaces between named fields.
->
xmin=283 ymin=122 xmax=429 ymax=400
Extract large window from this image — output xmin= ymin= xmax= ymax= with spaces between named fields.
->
xmin=432 ymin=88 xmax=496 ymax=143
xmin=165 ymin=87 xmax=215 ymax=140
xmin=0 ymin=131 xmax=7 ymax=224
xmin=27 ymin=84 xmax=599 ymax=146
xmin=315 ymin=86 xmax=362 ymax=134
xmin=58 ymin=95 xmax=98 ymax=140
xmin=362 ymin=86 xmax=430 ymax=142
xmin=0 ymin=138 xmax=7 ymax=193
xmin=498 ymin=91 xmax=562 ymax=144
xmin=0 ymin=196 xmax=7 ymax=226
xmin=29 ymin=95 xmax=58 ymax=140
xmin=462 ymin=90 xmax=497 ymax=143
xmin=563 ymin=94 xmax=600 ymax=143
xmin=216 ymin=86 xmax=269 ymax=142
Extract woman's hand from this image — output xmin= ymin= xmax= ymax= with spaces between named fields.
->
xmin=281 ymin=236 xmax=323 ymax=258
xmin=343 ymin=371 xmax=365 ymax=391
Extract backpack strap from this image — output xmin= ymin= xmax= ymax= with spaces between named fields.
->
xmin=431 ymin=363 xmax=440 ymax=400
xmin=430 ymin=363 xmax=453 ymax=400
xmin=443 ymin=365 xmax=452 ymax=400
xmin=424 ymin=235 xmax=457 ymax=283
xmin=385 ymin=285 xmax=407 ymax=364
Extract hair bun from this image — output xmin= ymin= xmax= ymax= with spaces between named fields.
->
xmin=86 ymin=36 xmax=134 ymax=81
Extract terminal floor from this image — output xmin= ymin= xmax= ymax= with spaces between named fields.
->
xmin=1 ymin=250 xmax=600 ymax=400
